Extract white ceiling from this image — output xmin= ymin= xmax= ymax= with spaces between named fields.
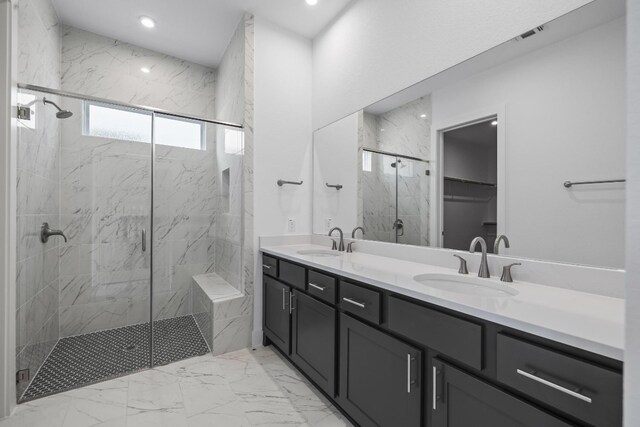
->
xmin=51 ymin=0 xmax=352 ymax=68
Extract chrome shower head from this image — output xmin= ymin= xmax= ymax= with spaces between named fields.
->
xmin=43 ymin=97 xmax=73 ymax=119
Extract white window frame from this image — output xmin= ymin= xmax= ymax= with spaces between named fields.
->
xmin=83 ymin=101 xmax=206 ymax=150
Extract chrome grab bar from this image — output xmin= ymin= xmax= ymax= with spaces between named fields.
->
xmin=516 ymin=369 xmax=592 ymax=403
xmin=342 ymin=297 xmax=365 ymax=308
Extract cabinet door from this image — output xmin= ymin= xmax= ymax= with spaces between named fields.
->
xmin=431 ymin=359 xmax=573 ymax=427
xmin=338 ymin=313 xmax=422 ymax=427
xmin=291 ymin=291 xmax=336 ymax=396
xmin=264 ymin=276 xmax=291 ymax=354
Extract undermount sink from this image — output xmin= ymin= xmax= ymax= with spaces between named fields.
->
xmin=297 ymin=249 xmax=341 ymax=257
xmin=413 ymin=273 xmax=519 ymax=297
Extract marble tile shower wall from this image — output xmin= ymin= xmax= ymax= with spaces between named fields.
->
xmin=15 ymin=0 xmax=62 ymax=397
xmin=211 ymin=17 xmax=253 ymax=349
xmin=153 ymin=138 xmax=218 ymax=322
xmin=60 ymin=26 xmax=216 ymax=119
xmin=361 ymin=96 xmax=432 ymax=246
xmin=58 ymin=101 xmax=152 ymax=336
xmin=57 ymin=26 xmax=223 ymax=334
xmin=215 ymin=20 xmax=245 ymax=292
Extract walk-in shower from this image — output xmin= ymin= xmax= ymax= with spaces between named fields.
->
xmin=15 ymin=85 xmax=245 ymax=402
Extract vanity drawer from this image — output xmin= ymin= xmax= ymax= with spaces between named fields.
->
xmin=339 ymin=281 xmax=381 ymax=324
xmin=279 ymin=260 xmax=306 ymax=290
xmin=387 ymin=296 xmax=483 ymax=370
xmin=497 ymin=334 xmax=622 ymax=427
xmin=262 ymin=254 xmax=278 ymax=276
xmin=307 ymin=270 xmax=337 ymax=304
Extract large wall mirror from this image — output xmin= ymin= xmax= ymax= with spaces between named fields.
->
xmin=312 ymin=0 xmax=626 ymax=269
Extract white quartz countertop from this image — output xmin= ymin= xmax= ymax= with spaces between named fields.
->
xmin=261 ymin=244 xmax=625 ymax=361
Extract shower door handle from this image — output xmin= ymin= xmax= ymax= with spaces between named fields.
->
xmin=142 ymin=228 xmax=146 ymax=252
xmin=393 ymin=219 xmax=405 ymax=236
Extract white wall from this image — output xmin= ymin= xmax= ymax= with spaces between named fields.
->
xmin=252 ymin=17 xmax=313 ymax=343
xmin=312 ymin=112 xmax=359 ymax=234
xmin=624 ymin=0 xmax=640 ymax=424
xmin=432 ymin=18 xmax=626 ymax=268
xmin=312 ymin=0 xmax=591 ymax=129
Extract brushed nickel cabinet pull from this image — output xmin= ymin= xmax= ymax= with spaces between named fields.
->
xmin=309 ymin=283 xmax=326 ymax=291
xmin=342 ymin=297 xmax=365 ymax=308
xmin=516 ymin=369 xmax=592 ymax=403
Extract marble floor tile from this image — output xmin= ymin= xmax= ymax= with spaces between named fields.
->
xmin=0 ymin=346 xmax=353 ymax=427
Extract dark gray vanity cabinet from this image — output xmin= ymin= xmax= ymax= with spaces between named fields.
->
xmin=338 ymin=313 xmax=422 ymax=427
xmin=431 ymin=359 xmax=573 ymax=427
xmin=261 ymin=252 xmax=622 ymax=427
xmin=291 ymin=291 xmax=337 ymax=397
xmin=263 ymin=276 xmax=291 ymax=354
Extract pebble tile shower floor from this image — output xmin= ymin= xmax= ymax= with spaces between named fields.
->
xmin=20 ymin=315 xmax=210 ymax=402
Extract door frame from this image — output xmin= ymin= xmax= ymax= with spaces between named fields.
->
xmin=429 ymin=105 xmax=506 ymax=249
xmin=0 ymin=0 xmax=17 ymax=418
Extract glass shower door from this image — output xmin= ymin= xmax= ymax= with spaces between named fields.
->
xmin=396 ymin=157 xmax=430 ymax=246
xmin=362 ymin=151 xmax=397 ymax=243
xmin=16 ymin=89 xmax=153 ymax=401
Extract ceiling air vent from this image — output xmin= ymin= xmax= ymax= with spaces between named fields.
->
xmin=516 ymin=25 xmax=544 ymax=41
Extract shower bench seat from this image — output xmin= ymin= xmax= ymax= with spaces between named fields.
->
xmin=191 ymin=273 xmax=252 ymax=356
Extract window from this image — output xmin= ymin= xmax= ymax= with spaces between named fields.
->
xmin=224 ymin=128 xmax=244 ymax=155
xmin=362 ymin=151 xmax=372 ymax=172
xmin=84 ymin=101 xmax=205 ymax=150
xmin=155 ymin=115 xmax=205 ymax=150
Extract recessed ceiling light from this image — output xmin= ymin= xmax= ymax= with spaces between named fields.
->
xmin=491 ymin=120 xmax=498 ymax=126
xmin=420 ymin=114 xmax=427 ymax=118
xmin=306 ymin=0 xmax=318 ymax=5
xmin=139 ymin=16 xmax=156 ymax=29
xmin=141 ymin=67 xmax=150 ymax=73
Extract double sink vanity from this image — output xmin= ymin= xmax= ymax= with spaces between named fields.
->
xmin=260 ymin=236 xmax=623 ymax=427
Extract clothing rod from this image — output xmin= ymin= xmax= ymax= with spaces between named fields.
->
xmin=563 ymin=179 xmax=626 ymax=188
xmin=362 ymin=148 xmax=429 ymax=163
xmin=17 ymin=83 xmax=243 ymax=129
xmin=444 ymin=176 xmax=496 ymax=187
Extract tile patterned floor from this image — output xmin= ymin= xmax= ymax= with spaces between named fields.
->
xmin=1 ymin=346 xmax=352 ymax=427
xmin=21 ymin=315 xmax=210 ymax=402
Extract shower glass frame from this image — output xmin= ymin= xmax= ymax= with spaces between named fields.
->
xmin=15 ymin=83 xmax=244 ymax=401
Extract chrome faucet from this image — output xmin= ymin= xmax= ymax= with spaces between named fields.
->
xmin=469 ymin=237 xmax=490 ymax=278
xmin=328 ymin=227 xmax=345 ymax=251
xmin=347 ymin=227 xmax=365 ymax=253
xmin=494 ymin=235 xmax=510 ymax=254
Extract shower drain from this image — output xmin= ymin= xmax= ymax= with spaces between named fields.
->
xmin=122 ymin=343 xmax=138 ymax=352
